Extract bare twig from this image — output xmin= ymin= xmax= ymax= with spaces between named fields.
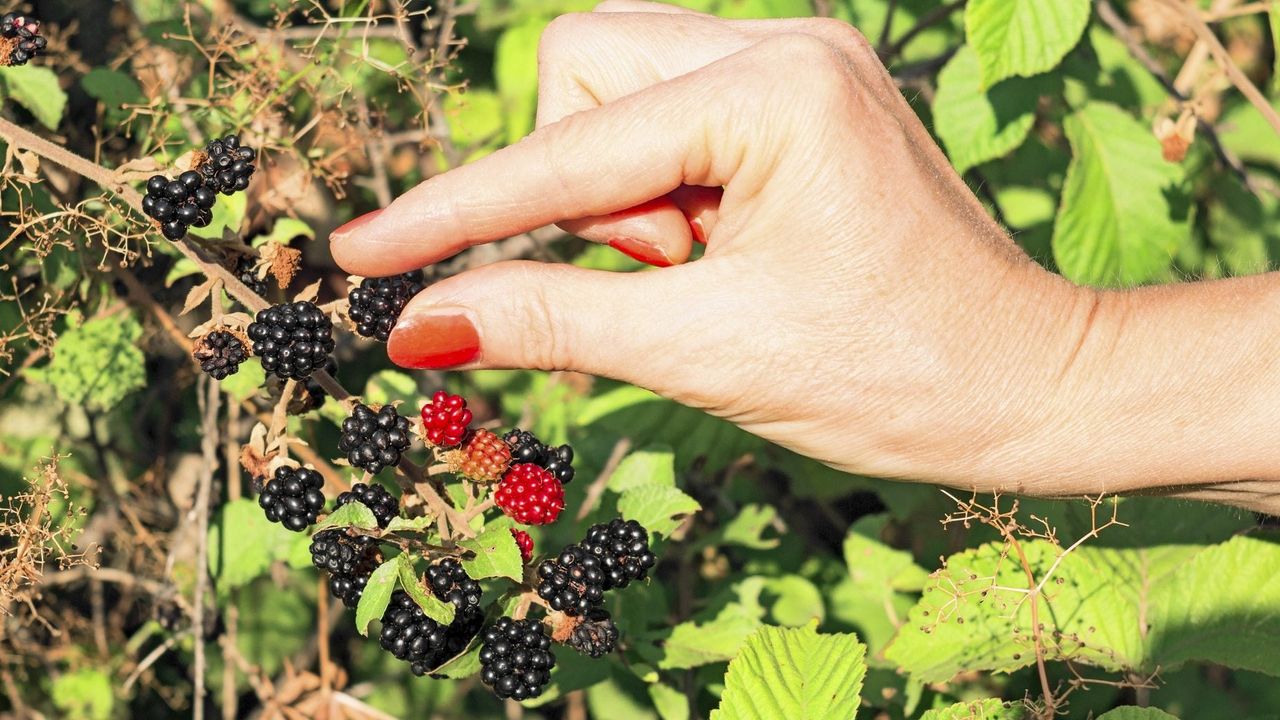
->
xmin=193 ymin=376 xmax=222 ymax=720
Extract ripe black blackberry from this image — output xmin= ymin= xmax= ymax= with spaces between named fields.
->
xmin=568 ymin=608 xmax=619 ymax=658
xmin=309 ymin=529 xmax=381 ymax=609
xmin=379 ymin=591 xmax=483 ymax=676
xmin=479 ymin=617 xmax=556 ymax=700
xmin=335 ymin=482 xmax=398 ymax=528
xmin=582 ymin=518 xmax=656 ymax=591
xmin=535 ymin=544 xmax=606 ymax=617
xmin=257 ymin=466 xmax=325 ymax=531
xmin=502 ymin=429 xmax=575 ymax=484
xmin=248 ymin=301 xmax=335 ymax=381
xmin=0 ymin=13 xmax=47 ymax=66
xmin=193 ymin=330 xmax=247 ymax=379
xmin=142 ymin=171 xmax=215 ymax=240
xmin=338 ymin=403 xmax=413 ymax=475
xmin=425 ymin=559 xmax=482 ymax=611
xmin=199 ymin=134 xmax=257 ymax=195
xmin=235 ymin=256 xmax=269 ymax=297
xmin=347 ymin=271 xmax=425 ymax=342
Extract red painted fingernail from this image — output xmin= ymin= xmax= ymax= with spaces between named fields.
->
xmin=608 ymin=236 xmax=673 ymax=268
xmin=387 ymin=310 xmax=481 ymax=369
xmin=690 ymin=217 xmax=707 ymax=244
xmin=331 ymin=208 xmax=383 ymax=240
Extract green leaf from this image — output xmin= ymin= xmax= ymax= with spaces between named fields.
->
xmin=618 ymin=485 xmax=701 ymax=538
xmin=218 ymin=358 xmax=265 ymax=402
xmin=716 ymin=504 xmax=780 ymax=550
xmin=933 ymin=45 xmax=1043 ymax=174
xmin=845 ymin=515 xmax=929 ymax=593
xmin=311 ymin=501 xmax=377 ymax=533
xmin=1205 ymin=175 xmax=1276 ymax=277
xmin=28 ymin=314 xmax=146 ymax=412
xmin=649 ymin=683 xmax=689 ymax=720
xmin=1097 ymin=710 xmax=1180 ymax=720
xmin=457 ymin=522 xmax=523 ymax=581
xmin=964 ymin=0 xmax=1090 ymax=87
xmin=207 ymin=499 xmax=303 ymax=593
xmin=432 ymin=641 xmax=483 ymax=679
xmin=50 ymin=668 xmax=114 ymax=720
xmin=1271 ymin=6 xmax=1280 ymax=95
xmin=397 ymin=555 xmax=456 ymax=625
xmin=355 ymin=557 xmax=402 ymax=636
xmin=608 ymin=446 xmax=676 ymax=492
xmin=188 ymin=190 xmax=246 ymax=240
xmin=710 ymin=623 xmax=866 ymax=720
xmin=253 ymin=217 xmax=313 ymax=246
xmin=659 ymin=599 xmax=764 ymax=669
xmin=363 ymin=370 xmax=419 ymax=408
xmin=80 ymin=68 xmax=144 ymax=107
xmin=443 ymin=88 xmax=504 ymax=152
xmin=763 ymin=575 xmax=825 ymax=627
xmin=1052 ymin=102 xmax=1189 ymax=287
xmin=385 ymin=515 xmax=435 ymax=533
xmin=0 ymin=65 xmax=68 ymax=129
xmin=495 ymin=19 xmax=545 ymax=144
xmin=922 ymin=699 xmax=1026 ymax=720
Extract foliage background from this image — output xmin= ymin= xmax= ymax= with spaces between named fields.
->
xmin=1 ymin=0 xmax=1279 ymax=718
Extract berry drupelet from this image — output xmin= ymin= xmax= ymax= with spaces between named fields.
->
xmin=503 ymin=429 xmax=575 ymax=484
xmin=199 ymin=134 xmax=257 ymax=195
xmin=310 ymin=529 xmax=381 ymax=609
xmin=0 ymin=13 xmax=46 ymax=66
xmin=338 ymin=403 xmax=413 ymax=475
xmin=347 ymin=271 xmax=425 ymax=342
xmin=379 ymin=591 xmax=483 ymax=676
xmin=420 ymin=391 xmax=472 ymax=448
xmin=248 ymin=301 xmax=335 ymax=381
xmin=142 ymin=171 xmax=215 ymax=240
xmin=257 ymin=466 xmax=325 ymax=531
xmin=535 ymin=544 xmax=606 ymax=617
xmin=193 ymin=330 xmax=247 ymax=379
xmin=582 ymin=518 xmax=656 ymax=591
xmin=479 ymin=617 xmax=556 ymax=700
xmin=335 ymin=482 xmax=398 ymax=529
xmin=568 ymin=608 xmax=619 ymax=658
xmin=495 ymin=464 xmax=564 ymax=526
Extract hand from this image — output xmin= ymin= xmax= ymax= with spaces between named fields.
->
xmin=330 ymin=1 xmax=1280 ymax=511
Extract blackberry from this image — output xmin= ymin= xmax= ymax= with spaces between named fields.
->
xmin=535 ymin=544 xmax=606 ymax=617
xmin=347 ymin=271 xmax=425 ymax=342
xmin=425 ymin=558 xmax=483 ymax=612
xmin=309 ymin=529 xmax=381 ymax=609
xmin=379 ymin=591 xmax=483 ymax=676
xmin=248 ymin=301 xmax=335 ymax=381
xmin=338 ymin=403 xmax=413 ymax=475
xmin=142 ymin=171 xmax=215 ymax=240
xmin=494 ymin=463 xmax=564 ymax=526
xmin=336 ymin=482 xmax=398 ymax=529
xmin=568 ymin=608 xmax=619 ymax=658
xmin=582 ymin=518 xmax=656 ymax=591
xmin=478 ymin=617 xmax=556 ymax=701
xmin=235 ymin=256 xmax=269 ymax=297
xmin=193 ymin=330 xmax=247 ymax=379
xmin=0 ymin=13 xmax=46 ymax=66
xmin=257 ymin=466 xmax=325 ymax=531
xmin=199 ymin=134 xmax=257 ymax=195
xmin=503 ymin=429 xmax=575 ymax=484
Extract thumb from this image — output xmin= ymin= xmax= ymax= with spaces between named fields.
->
xmin=386 ymin=260 xmax=707 ymax=384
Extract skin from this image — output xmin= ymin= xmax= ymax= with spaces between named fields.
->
xmin=330 ymin=1 xmax=1280 ymax=513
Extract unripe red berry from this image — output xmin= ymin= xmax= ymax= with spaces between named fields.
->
xmin=495 ymin=464 xmax=564 ymax=526
xmin=421 ymin=390 xmax=472 ymax=448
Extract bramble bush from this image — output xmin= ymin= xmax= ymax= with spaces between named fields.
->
xmin=1 ymin=0 xmax=1279 ymax=719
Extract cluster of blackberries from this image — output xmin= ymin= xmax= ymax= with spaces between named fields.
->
xmin=258 ymin=466 xmax=325 ymax=531
xmin=336 ymin=481 xmax=398 ymax=528
xmin=379 ymin=583 xmax=483 ymax=676
xmin=143 ymin=171 xmax=215 ymax=240
xmin=199 ymin=134 xmax=256 ymax=195
xmin=347 ymin=271 xmax=425 ymax=342
xmin=536 ymin=519 xmax=655 ymax=616
xmin=504 ymin=429 xmax=575 ymax=484
xmin=338 ymin=403 xmax=413 ymax=474
xmin=310 ymin=529 xmax=381 ymax=609
xmin=0 ymin=13 xmax=46 ymax=66
xmin=248 ymin=301 xmax=335 ymax=381
xmin=478 ymin=617 xmax=556 ymax=700
xmin=193 ymin=330 xmax=247 ymax=379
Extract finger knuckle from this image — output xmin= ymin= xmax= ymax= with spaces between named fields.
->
xmin=799 ymin=18 xmax=874 ymax=61
xmin=751 ymin=33 xmax=854 ymax=99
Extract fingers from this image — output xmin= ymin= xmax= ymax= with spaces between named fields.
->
xmin=385 ymin=260 xmax=705 ymax=386
xmin=331 ymin=38 xmax=786 ymax=277
xmin=556 ymin=197 xmax=693 ymax=266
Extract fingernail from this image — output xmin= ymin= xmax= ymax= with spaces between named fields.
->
xmin=387 ymin=309 xmax=481 ymax=369
xmin=608 ymin=236 xmax=673 ymax=268
xmin=690 ymin=217 xmax=707 ymax=244
xmin=331 ymin=208 xmax=384 ymax=241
